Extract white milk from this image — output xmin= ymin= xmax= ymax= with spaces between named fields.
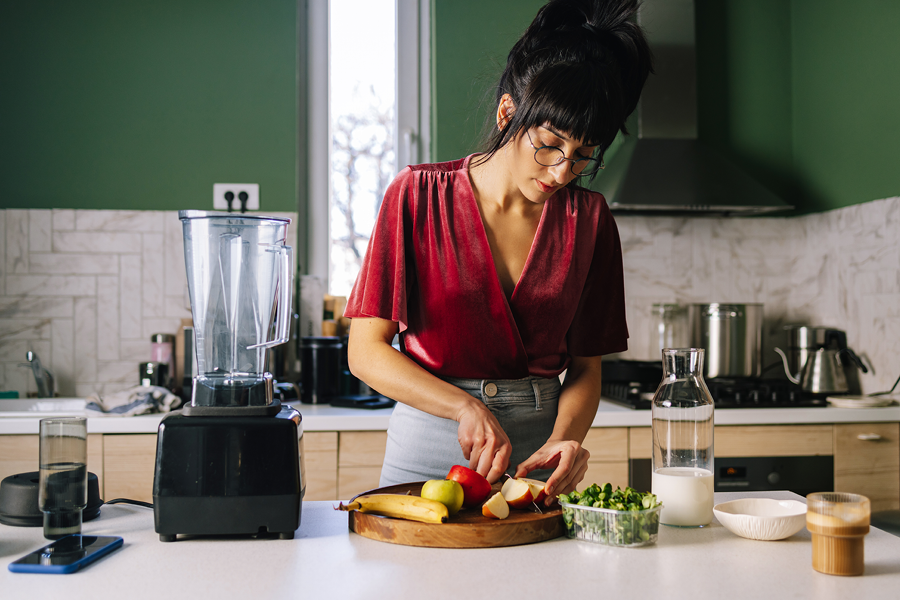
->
xmin=652 ymin=467 xmax=714 ymax=527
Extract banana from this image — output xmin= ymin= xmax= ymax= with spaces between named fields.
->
xmin=337 ymin=493 xmax=449 ymax=524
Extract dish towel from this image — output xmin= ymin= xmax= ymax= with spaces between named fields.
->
xmin=85 ymin=386 xmax=182 ymax=417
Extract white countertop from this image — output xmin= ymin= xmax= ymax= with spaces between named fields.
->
xmin=1 ymin=399 xmax=898 ymax=435
xmin=2 ymin=491 xmax=899 ymax=599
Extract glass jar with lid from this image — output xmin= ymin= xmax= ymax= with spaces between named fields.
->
xmin=651 ymin=348 xmax=715 ymax=527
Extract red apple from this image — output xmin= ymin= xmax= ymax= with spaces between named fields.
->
xmin=446 ymin=465 xmax=492 ymax=507
xmin=500 ymin=478 xmax=534 ymax=509
xmin=481 ymin=492 xmax=509 ymax=520
xmin=517 ymin=477 xmax=549 ymax=503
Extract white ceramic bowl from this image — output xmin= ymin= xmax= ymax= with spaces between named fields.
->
xmin=713 ymin=498 xmax=807 ymax=541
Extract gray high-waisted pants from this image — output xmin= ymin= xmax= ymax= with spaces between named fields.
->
xmin=379 ymin=375 xmax=561 ymax=486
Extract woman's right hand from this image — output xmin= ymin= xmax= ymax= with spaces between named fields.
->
xmin=455 ymin=401 xmax=512 ymax=484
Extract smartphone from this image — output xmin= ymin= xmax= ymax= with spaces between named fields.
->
xmin=8 ymin=535 xmax=123 ymax=574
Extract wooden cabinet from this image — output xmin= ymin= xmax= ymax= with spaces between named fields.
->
xmin=337 ymin=431 xmax=387 ymax=500
xmin=628 ymin=424 xmax=834 ymax=459
xmin=303 ymin=432 xmax=338 ymax=501
xmin=626 ymin=424 xmax=899 ymax=511
xmin=103 ymin=434 xmax=157 ymax=503
xmin=716 ymin=425 xmax=833 ymax=457
xmin=580 ymin=427 xmax=628 ymax=491
xmin=834 ymin=423 xmax=900 ymax=512
xmin=0 ymin=434 xmax=104 ymax=492
xmin=1 ymin=421 xmax=897 ymax=509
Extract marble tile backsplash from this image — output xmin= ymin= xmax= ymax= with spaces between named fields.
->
xmin=0 ymin=199 xmax=897 ymax=397
xmin=0 ymin=209 xmax=296 ymax=397
xmin=615 ymin=196 xmax=900 ymax=394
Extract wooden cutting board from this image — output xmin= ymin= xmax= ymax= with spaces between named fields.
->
xmin=346 ymin=481 xmax=564 ymax=548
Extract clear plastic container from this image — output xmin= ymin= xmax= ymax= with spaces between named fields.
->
xmin=560 ymin=501 xmax=662 ymax=547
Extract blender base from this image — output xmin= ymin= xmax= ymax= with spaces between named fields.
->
xmin=152 ymin=405 xmax=304 ymax=541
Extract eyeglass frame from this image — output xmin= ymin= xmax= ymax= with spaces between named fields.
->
xmin=524 ymin=129 xmax=605 ymax=177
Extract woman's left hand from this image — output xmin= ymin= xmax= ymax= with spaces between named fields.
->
xmin=514 ymin=439 xmax=590 ymax=506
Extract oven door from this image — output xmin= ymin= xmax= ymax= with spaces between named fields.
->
xmin=630 ymin=456 xmax=834 ymax=497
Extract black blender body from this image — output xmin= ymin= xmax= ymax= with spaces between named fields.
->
xmin=153 ymin=211 xmax=304 ymax=542
xmin=153 ymin=406 xmax=304 ymax=541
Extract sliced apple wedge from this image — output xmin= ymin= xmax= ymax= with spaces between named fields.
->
xmin=481 ymin=492 xmax=510 ymax=520
xmin=517 ymin=477 xmax=548 ymax=503
xmin=500 ymin=478 xmax=535 ymax=509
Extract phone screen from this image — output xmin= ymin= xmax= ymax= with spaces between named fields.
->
xmin=11 ymin=535 xmax=122 ymax=568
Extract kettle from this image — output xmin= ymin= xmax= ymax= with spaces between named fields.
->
xmin=774 ymin=327 xmax=868 ymax=394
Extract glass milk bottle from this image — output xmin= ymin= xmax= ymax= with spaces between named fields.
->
xmin=651 ymin=348 xmax=715 ymax=527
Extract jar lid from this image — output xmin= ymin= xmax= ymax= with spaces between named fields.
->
xmin=151 ymin=333 xmax=175 ymax=343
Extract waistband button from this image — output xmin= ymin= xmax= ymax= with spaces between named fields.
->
xmin=484 ymin=382 xmax=498 ymax=397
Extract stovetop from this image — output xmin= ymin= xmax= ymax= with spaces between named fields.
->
xmin=601 ymin=360 xmax=828 ymax=410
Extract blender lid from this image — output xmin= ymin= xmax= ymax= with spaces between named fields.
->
xmin=178 ymin=210 xmax=291 ymax=224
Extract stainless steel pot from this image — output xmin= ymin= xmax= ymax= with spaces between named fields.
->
xmin=689 ymin=303 xmax=763 ymax=378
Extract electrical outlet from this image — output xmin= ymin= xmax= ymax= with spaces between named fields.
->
xmin=213 ymin=183 xmax=259 ymax=211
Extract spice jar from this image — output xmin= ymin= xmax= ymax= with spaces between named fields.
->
xmin=651 ymin=348 xmax=715 ymax=527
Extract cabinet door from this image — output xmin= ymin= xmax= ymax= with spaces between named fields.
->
xmin=0 ymin=434 xmax=103 ymax=492
xmin=834 ymin=423 xmax=900 ymax=512
xmin=103 ymin=434 xmax=158 ymax=503
xmin=303 ymin=432 xmax=338 ymax=501
xmin=580 ymin=428 xmax=629 ymax=491
xmin=716 ymin=425 xmax=833 ymax=457
xmin=631 ymin=425 xmax=834 ymax=459
xmin=338 ymin=431 xmax=387 ymax=500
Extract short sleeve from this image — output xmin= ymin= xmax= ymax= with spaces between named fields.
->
xmin=566 ymin=203 xmax=629 ymax=356
xmin=344 ymin=167 xmax=416 ymax=332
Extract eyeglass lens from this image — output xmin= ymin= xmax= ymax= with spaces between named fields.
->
xmin=534 ymin=147 xmax=602 ymax=176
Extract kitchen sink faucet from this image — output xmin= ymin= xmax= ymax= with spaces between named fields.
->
xmin=20 ymin=351 xmax=55 ymax=398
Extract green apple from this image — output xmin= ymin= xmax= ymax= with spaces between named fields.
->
xmin=420 ymin=479 xmax=465 ymax=516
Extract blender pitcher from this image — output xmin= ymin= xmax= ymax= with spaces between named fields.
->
xmin=180 ymin=211 xmax=293 ymax=407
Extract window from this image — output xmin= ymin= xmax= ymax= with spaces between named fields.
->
xmin=304 ymin=0 xmax=430 ymax=295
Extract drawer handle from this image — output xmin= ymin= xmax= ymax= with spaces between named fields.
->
xmin=857 ymin=433 xmax=883 ymax=441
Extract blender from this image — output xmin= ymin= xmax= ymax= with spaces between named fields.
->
xmin=152 ymin=211 xmax=305 ymax=542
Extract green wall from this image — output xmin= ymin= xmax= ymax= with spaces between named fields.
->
xmin=431 ymin=0 xmax=546 ymax=163
xmin=791 ymin=0 xmax=900 ymax=212
xmin=696 ymin=0 xmax=795 ymax=203
xmin=432 ymin=0 xmax=900 ymax=213
xmin=0 ymin=0 xmax=297 ymax=211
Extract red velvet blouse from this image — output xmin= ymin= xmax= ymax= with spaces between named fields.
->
xmin=344 ymin=155 xmax=628 ymax=379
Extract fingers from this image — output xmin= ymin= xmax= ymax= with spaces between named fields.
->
xmin=545 ymin=457 xmax=589 ymax=505
xmin=543 ymin=447 xmax=576 ymax=496
xmin=512 ymin=440 xmax=591 ymax=505
xmin=457 ymin=403 xmax=512 ymax=482
xmin=485 ymin=444 xmax=511 ymax=483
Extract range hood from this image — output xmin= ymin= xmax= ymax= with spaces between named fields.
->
xmin=587 ymin=0 xmax=793 ymax=216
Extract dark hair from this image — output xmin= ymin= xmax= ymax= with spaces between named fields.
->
xmin=476 ymin=0 xmax=653 ymax=175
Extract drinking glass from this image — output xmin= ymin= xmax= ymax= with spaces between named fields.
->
xmin=39 ymin=417 xmax=88 ymax=539
xmin=807 ymin=492 xmax=870 ymax=576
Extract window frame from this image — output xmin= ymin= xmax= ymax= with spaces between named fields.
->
xmin=299 ymin=0 xmax=430 ymax=289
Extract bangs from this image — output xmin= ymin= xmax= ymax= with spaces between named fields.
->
xmin=515 ymin=62 xmax=626 ymax=150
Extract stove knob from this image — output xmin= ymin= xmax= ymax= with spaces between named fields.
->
xmin=749 ymin=390 xmax=760 ymax=403
xmin=768 ymin=472 xmax=781 ymax=485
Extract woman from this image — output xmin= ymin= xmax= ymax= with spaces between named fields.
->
xmin=344 ymin=0 xmax=652 ymax=505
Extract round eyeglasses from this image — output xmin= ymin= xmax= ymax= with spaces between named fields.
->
xmin=525 ymin=129 xmax=605 ymax=177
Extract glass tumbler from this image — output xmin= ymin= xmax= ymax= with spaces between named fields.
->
xmin=807 ymin=492 xmax=871 ymax=576
xmin=651 ymin=348 xmax=715 ymax=527
xmin=39 ymin=417 xmax=88 ymax=539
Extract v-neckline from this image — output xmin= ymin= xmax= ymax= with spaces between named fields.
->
xmin=463 ymin=157 xmax=549 ymax=307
